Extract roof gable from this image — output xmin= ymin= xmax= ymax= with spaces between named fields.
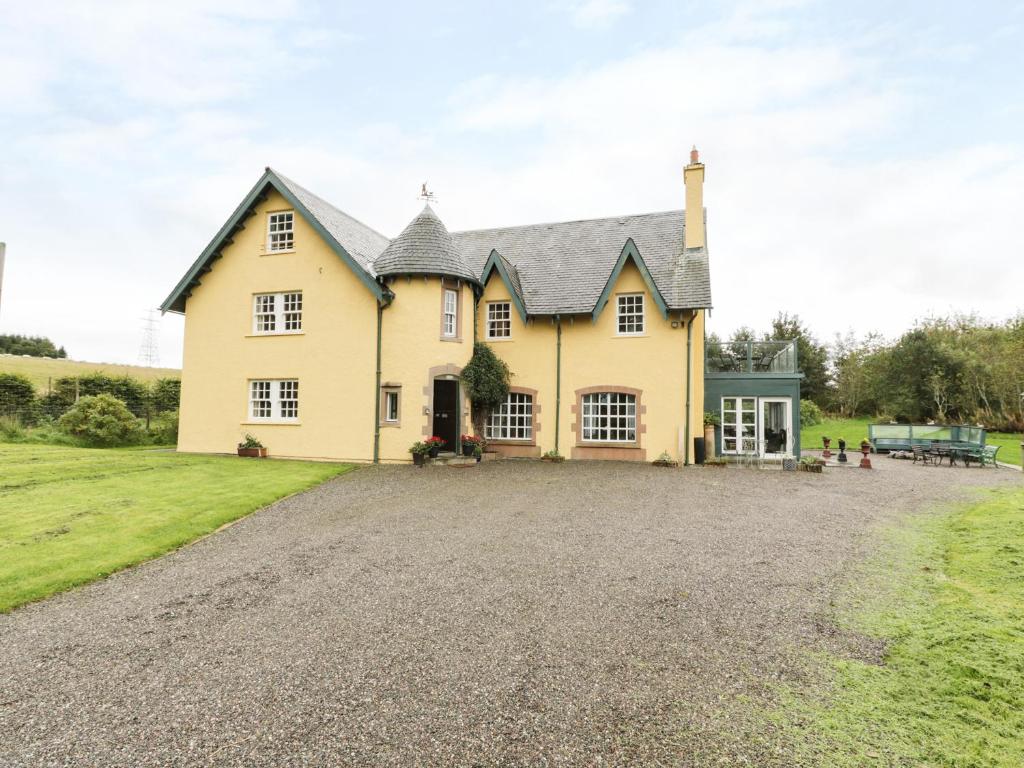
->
xmin=481 ymin=250 xmax=527 ymax=323
xmin=160 ymin=169 xmax=390 ymax=314
xmin=591 ymin=239 xmax=669 ymax=322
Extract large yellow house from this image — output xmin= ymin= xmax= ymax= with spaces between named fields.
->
xmin=162 ymin=152 xmax=713 ymax=463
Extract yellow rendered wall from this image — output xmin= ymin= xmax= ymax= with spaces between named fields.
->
xmin=475 ymin=262 xmax=704 ymax=463
xmin=377 ymin=276 xmax=475 ymax=462
xmin=179 ymin=188 xmax=379 ymax=461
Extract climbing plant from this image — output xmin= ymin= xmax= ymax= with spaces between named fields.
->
xmin=461 ymin=342 xmax=512 ymax=437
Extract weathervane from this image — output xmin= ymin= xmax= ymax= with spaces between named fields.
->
xmin=418 ymin=182 xmax=436 ymax=203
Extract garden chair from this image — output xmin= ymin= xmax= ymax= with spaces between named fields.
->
xmin=979 ymin=445 xmax=1000 ymax=467
xmin=911 ymin=444 xmax=935 ymax=465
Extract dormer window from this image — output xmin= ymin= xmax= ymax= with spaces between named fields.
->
xmin=267 ymin=211 xmax=294 ymax=252
xmin=486 ymin=302 xmax=511 ymax=339
xmin=616 ymin=293 xmax=644 ymax=335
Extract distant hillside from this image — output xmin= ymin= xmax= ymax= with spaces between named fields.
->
xmin=0 ymin=354 xmax=180 ymax=392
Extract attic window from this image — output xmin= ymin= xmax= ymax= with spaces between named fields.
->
xmin=267 ymin=211 xmax=294 ymax=252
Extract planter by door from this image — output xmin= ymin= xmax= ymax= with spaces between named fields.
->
xmin=432 ymin=378 xmax=458 ymax=452
xmin=704 ymin=424 xmax=716 ymax=459
xmin=412 ymin=452 xmax=426 ymax=466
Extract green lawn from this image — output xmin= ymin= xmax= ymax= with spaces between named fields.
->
xmin=0 ymin=444 xmax=352 ymax=612
xmin=801 ymin=416 xmax=1022 ymax=467
xmin=775 ymin=486 xmax=1024 ymax=767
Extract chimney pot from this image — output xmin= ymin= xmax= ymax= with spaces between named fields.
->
xmin=689 ymin=145 xmax=699 ymax=164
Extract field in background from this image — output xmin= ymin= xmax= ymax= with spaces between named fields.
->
xmin=0 ymin=444 xmax=352 ymax=612
xmin=801 ymin=416 xmax=1021 ymax=467
xmin=0 ymin=354 xmax=179 ymax=392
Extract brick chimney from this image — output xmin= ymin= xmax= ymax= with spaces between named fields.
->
xmin=684 ymin=146 xmax=705 ymax=250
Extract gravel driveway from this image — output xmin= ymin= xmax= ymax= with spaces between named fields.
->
xmin=1 ymin=458 xmax=1018 ymax=767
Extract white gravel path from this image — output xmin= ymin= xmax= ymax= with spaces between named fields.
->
xmin=0 ymin=458 xmax=1018 ymax=766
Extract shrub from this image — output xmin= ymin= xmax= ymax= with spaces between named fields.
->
xmin=461 ymin=342 xmax=512 ymax=434
xmin=0 ymin=372 xmax=37 ymax=422
xmin=53 ymin=374 xmax=150 ymax=417
xmin=58 ymin=394 xmax=141 ymax=447
xmin=0 ymin=414 xmax=26 ymax=441
xmin=148 ymin=409 xmax=179 ymax=445
xmin=149 ymin=378 xmax=181 ymax=413
xmin=800 ymin=398 xmax=823 ymax=427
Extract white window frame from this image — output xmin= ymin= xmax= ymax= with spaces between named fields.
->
xmin=384 ymin=390 xmax=399 ymax=423
xmin=616 ymin=293 xmax=645 ymax=335
xmin=248 ymin=379 xmax=299 ymax=422
xmin=581 ymin=392 xmax=636 ymax=443
xmin=266 ymin=210 xmax=295 ymax=252
xmin=252 ymin=291 xmax=302 ymax=335
xmin=485 ymin=392 xmax=533 ymax=441
xmin=720 ymin=396 xmax=757 ymax=454
xmin=486 ymin=301 xmax=512 ymax=339
xmin=442 ymin=288 xmax=458 ymax=338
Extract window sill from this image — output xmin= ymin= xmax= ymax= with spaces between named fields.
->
xmin=261 ymin=248 xmax=295 ymax=256
xmin=245 ymin=332 xmax=305 ymax=338
xmin=578 ymin=441 xmax=640 ymax=449
xmin=241 ymin=421 xmax=302 ymax=426
xmin=485 ymin=336 xmax=513 ymax=342
xmin=613 ymin=333 xmax=648 ymax=338
xmin=439 ymin=336 xmax=463 ymax=343
xmin=379 ymin=422 xmax=401 ymax=429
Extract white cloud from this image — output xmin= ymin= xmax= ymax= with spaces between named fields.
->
xmin=567 ymin=0 xmax=632 ymax=29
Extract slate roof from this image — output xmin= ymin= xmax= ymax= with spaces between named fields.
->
xmin=373 ymin=204 xmax=479 ymax=284
xmin=272 ymin=169 xmax=390 ymax=276
xmin=163 ymin=169 xmax=712 ymax=315
xmin=452 ymin=211 xmax=712 ymax=315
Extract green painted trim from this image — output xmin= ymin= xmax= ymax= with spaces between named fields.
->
xmin=591 ymin=239 xmax=669 ymax=323
xmin=555 ymin=316 xmax=562 ymax=454
xmin=480 ymin=250 xmax=528 ymax=323
xmin=160 ymin=169 xmax=385 ymax=314
xmin=373 ymin=301 xmax=383 ymax=464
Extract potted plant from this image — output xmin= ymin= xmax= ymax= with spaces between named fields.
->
xmin=860 ymin=437 xmax=871 ymax=455
xmin=704 ymin=457 xmax=728 ymax=468
xmin=703 ymin=412 xmax=720 ymax=460
xmin=424 ymin=436 xmax=445 ymax=458
xmin=837 ymin=437 xmax=848 ymax=463
xmin=541 ymin=449 xmax=564 ymax=463
xmin=409 ymin=441 xmax=431 ymax=466
xmin=798 ymin=455 xmax=823 ymax=473
xmin=652 ymin=450 xmax=679 ymax=468
xmin=821 ymin=435 xmax=832 ymax=458
xmin=473 ymin=444 xmax=483 ymax=463
xmin=237 ymin=434 xmax=267 ymax=458
xmin=461 ymin=434 xmax=482 ymax=457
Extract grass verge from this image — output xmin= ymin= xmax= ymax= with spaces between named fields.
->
xmin=0 ymin=444 xmax=353 ymax=612
xmin=774 ymin=486 xmax=1024 ymax=766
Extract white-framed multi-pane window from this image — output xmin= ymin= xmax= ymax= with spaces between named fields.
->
xmin=442 ymin=288 xmax=458 ymax=338
xmin=616 ymin=293 xmax=645 ymax=335
xmin=249 ymin=379 xmax=299 ymax=422
xmin=581 ymin=392 xmax=636 ymax=443
xmin=252 ymin=291 xmax=302 ymax=334
xmin=721 ymin=397 xmax=756 ymax=454
xmin=384 ymin=390 xmax=399 ymax=422
xmin=267 ymin=211 xmax=295 ymax=252
xmin=486 ymin=392 xmax=533 ymax=441
xmin=486 ymin=302 xmax=511 ymax=339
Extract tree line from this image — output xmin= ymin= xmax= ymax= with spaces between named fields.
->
xmin=0 ymin=334 xmax=67 ymax=358
xmin=711 ymin=313 xmax=1024 ymax=432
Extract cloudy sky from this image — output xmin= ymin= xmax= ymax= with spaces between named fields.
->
xmin=1 ymin=0 xmax=1022 ymax=367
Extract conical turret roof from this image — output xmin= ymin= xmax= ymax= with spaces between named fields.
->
xmin=374 ymin=204 xmax=479 ymax=284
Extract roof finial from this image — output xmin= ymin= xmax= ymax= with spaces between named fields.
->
xmin=418 ymin=182 xmax=436 ymax=203
xmin=689 ymin=145 xmax=700 ymax=164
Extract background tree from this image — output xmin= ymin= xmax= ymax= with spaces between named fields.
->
xmin=766 ymin=313 xmax=829 ymax=405
xmin=0 ymin=334 xmax=67 ymax=358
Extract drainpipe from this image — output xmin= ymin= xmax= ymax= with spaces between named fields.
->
xmin=555 ymin=316 xmax=562 ymax=454
xmin=373 ymin=300 xmax=383 ymax=463
xmin=684 ymin=311 xmax=693 ymax=466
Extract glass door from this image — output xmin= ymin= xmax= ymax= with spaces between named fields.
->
xmin=759 ymin=398 xmax=791 ymax=456
xmin=721 ymin=397 xmax=757 ymax=454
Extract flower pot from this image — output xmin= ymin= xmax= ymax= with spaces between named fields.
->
xmin=462 ymin=443 xmax=475 ymax=457
xmin=237 ymin=447 xmax=267 ymax=458
xmin=542 ymin=455 xmax=565 ymax=463
xmin=412 ymin=452 xmax=426 ymax=466
xmin=475 ymin=455 xmax=481 ymax=463
xmin=652 ymin=459 xmax=679 ymax=468
xmin=428 ymin=445 xmax=440 ymax=458
xmin=821 ymin=437 xmax=832 ymax=459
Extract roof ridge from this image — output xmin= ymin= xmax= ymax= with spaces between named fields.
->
xmin=452 ymin=208 xmax=686 ymax=236
xmin=268 ymin=167 xmax=392 ymax=244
